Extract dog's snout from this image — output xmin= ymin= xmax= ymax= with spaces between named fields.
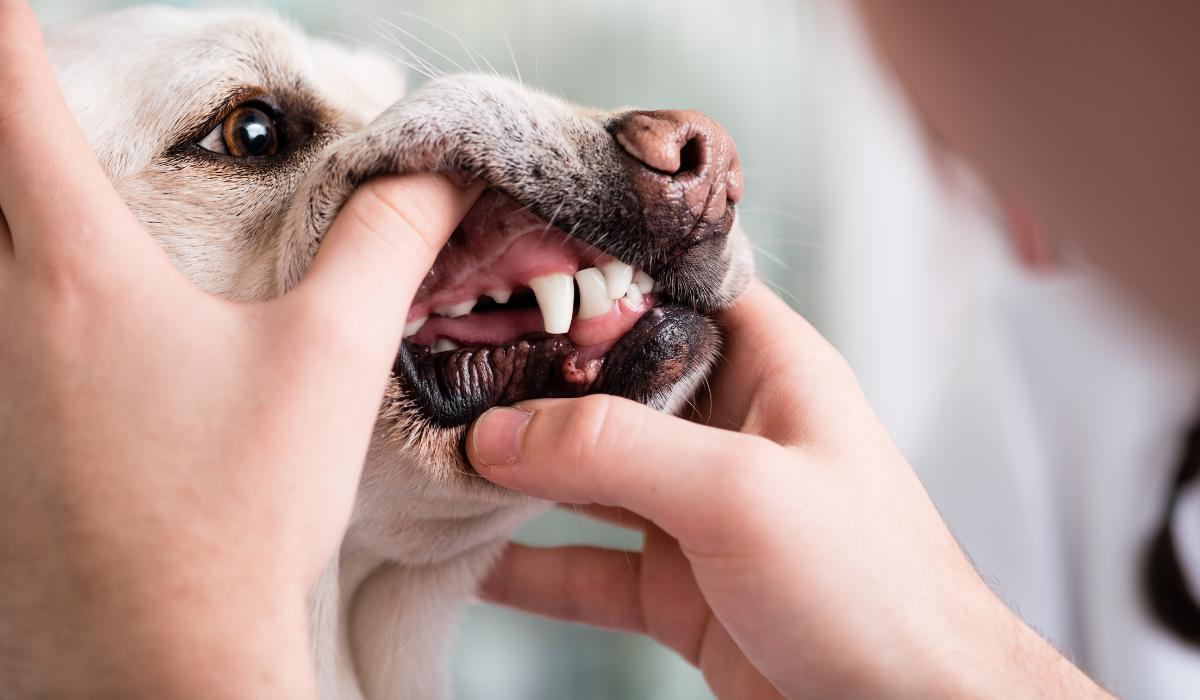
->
xmin=613 ymin=109 xmax=742 ymax=248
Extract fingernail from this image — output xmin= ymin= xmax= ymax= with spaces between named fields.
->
xmin=471 ymin=406 xmax=533 ymax=468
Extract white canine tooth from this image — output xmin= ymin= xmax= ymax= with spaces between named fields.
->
xmin=600 ymin=260 xmax=634 ymax=300
xmin=574 ymin=268 xmax=612 ymax=320
xmin=403 ymin=316 xmax=427 ymax=338
xmin=433 ymin=299 xmax=476 ymax=318
xmin=485 ymin=288 xmax=512 ymax=304
xmin=528 ymin=272 xmax=574 ymax=334
xmin=434 ymin=338 xmax=459 ymax=353
xmin=623 ymin=284 xmax=644 ymax=307
xmin=633 ymin=270 xmax=654 ymax=295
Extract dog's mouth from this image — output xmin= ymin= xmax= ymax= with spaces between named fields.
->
xmin=393 ymin=188 xmax=715 ymax=426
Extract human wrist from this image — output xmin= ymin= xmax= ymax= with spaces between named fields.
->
xmin=906 ymin=591 xmax=1109 ymax=700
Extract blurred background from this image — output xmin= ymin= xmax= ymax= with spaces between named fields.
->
xmin=29 ymin=1 xmax=1200 ymax=698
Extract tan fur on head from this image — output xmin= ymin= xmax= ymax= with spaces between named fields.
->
xmin=45 ymin=7 xmax=752 ymax=699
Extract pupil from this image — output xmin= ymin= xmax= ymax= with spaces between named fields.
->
xmin=241 ymin=123 xmax=267 ymax=152
xmin=235 ymin=110 xmax=273 ymax=155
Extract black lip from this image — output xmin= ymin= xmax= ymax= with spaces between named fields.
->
xmin=392 ymin=304 xmax=718 ymax=427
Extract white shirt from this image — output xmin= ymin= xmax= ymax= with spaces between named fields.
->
xmin=818 ymin=4 xmax=1200 ymax=694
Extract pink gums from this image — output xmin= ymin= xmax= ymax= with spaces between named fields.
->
xmin=407 ymin=190 xmax=653 ymax=354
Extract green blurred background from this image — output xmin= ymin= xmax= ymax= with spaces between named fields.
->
xmin=30 ymin=1 xmax=825 ymax=697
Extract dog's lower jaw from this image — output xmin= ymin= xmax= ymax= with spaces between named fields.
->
xmin=311 ymin=539 xmax=513 ymax=700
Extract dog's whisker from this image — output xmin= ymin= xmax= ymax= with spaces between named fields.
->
xmin=368 ymin=19 xmax=444 ymax=81
xmin=339 ymin=11 xmax=442 ymax=80
xmin=749 ymin=243 xmax=794 ymax=272
xmin=386 ymin=9 xmax=501 ymax=78
xmin=367 ymin=17 xmax=443 ymax=80
xmin=325 ymin=28 xmax=436 ymax=82
xmin=736 ymin=204 xmax=811 ymax=226
xmin=752 ymin=235 xmax=823 ymax=245
xmin=356 ymin=27 xmax=438 ymax=82
xmin=376 ymin=18 xmax=468 ymax=76
xmin=499 ymin=20 xmax=524 ymax=85
xmin=760 ymin=275 xmax=806 ymax=309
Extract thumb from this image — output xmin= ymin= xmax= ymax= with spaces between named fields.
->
xmin=287 ymin=173 xmax=483 ymax=346
xmin=466 ymin=395 xmax=780 ymax=544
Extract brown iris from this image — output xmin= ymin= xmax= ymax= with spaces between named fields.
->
xmin=221 ymin=105 xmax=278 ymax=157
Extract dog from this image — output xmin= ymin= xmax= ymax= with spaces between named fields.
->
xmin=44 ymin=6 xmax=752 ymax=698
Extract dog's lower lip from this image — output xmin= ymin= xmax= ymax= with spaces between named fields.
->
xmin=391 ymin=304 xmax=715 ymax=427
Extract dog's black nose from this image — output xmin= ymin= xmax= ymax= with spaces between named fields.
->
xmin=613 ymin=109 xmax=742 ymax=235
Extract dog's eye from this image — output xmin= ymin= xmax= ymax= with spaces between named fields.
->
xmin=198 ymin=104 xmax=279 ymax=158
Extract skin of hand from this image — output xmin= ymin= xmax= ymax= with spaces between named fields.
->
xmin=0 ymin=3 xmax=481 ymax=697
xmin=468 ymin=280 xmax=1113 ymax=699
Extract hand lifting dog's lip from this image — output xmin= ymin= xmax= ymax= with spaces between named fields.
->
xmin=44 ymin=6 xmax=753 ymax=698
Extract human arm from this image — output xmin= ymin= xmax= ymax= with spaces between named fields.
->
xmin=468 ymin=281 xmax=1110 ymax=698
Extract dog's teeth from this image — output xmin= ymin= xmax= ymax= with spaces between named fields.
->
xmin=633 ymin=270 xmax=655 ymax=295
xmin=403 ymin=316 xmax=427 ymax=338
xmin=434 ymin=338 xmax=459 ymax=353
xmin=600 ymin=260 xmax=634 ymax=299
xmin=433 ymin=299 xmax=476 ymax=318
xmin=528 ymin=272 xmax=574 ymax=334
xmin=575 ymin=268 xmax=611 ymax=320
xmin=623 ymin=283 xmax=644 ymax=307
xmin=485 ymin=288 xmax=512 ymax=304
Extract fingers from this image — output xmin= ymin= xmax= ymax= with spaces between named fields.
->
xmin=467 ymin=395 xmax=780 ymax=543
xmin=0 ymin=1 xmax=144 ymax=264
xmin=482 ymin=528 xmax=713 ymax=665
xmin=704 ymin=278 xmax=864 ymax=445
xmin=481 ymin=544 xmax=647 ymax=634
xmin=285 ymin=174 xmax=483 ymax=364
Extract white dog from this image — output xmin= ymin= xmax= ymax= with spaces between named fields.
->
xmin=45 ymin=6 xmax=751 ymax=698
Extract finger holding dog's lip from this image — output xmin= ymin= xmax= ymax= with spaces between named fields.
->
xmin=467 ymin=395 xmax=783 ymax=548
xmin=285 ymin=174 xmax=485 ymax=356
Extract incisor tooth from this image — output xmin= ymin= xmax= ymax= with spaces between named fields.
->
xmin=528 ymin=272 xmax=574 ymax=334
xmin=403 ymin=316 xmax=427 ymax=338
xmin=633 ymin=270 xmax=654 ymax=294
xmin=575 ymin=268 xmax=611 ymax=320
xmin=433 ymin=299 xmax=476 ymax=318
xmin=485 ymin=288 xmax=511 ymax=304
xmin=623 ymin=284 xmax=644 ymax=307
xmin=600 ymin=260 xmax=633 ymax=299
xmin=434 ymin=338 xmax=459 ymax=353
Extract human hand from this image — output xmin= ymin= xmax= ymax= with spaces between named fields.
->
xmin=467 ymin=280 xmax=1111 ymax=699
xmin=0 ymin=3 xmax=480 ymax=697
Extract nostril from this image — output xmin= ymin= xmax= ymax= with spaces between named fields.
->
xmin=676 ymin=136 xmax=703 ymax=176
xmin=615 ymin=109 xmax=742 ymax=218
